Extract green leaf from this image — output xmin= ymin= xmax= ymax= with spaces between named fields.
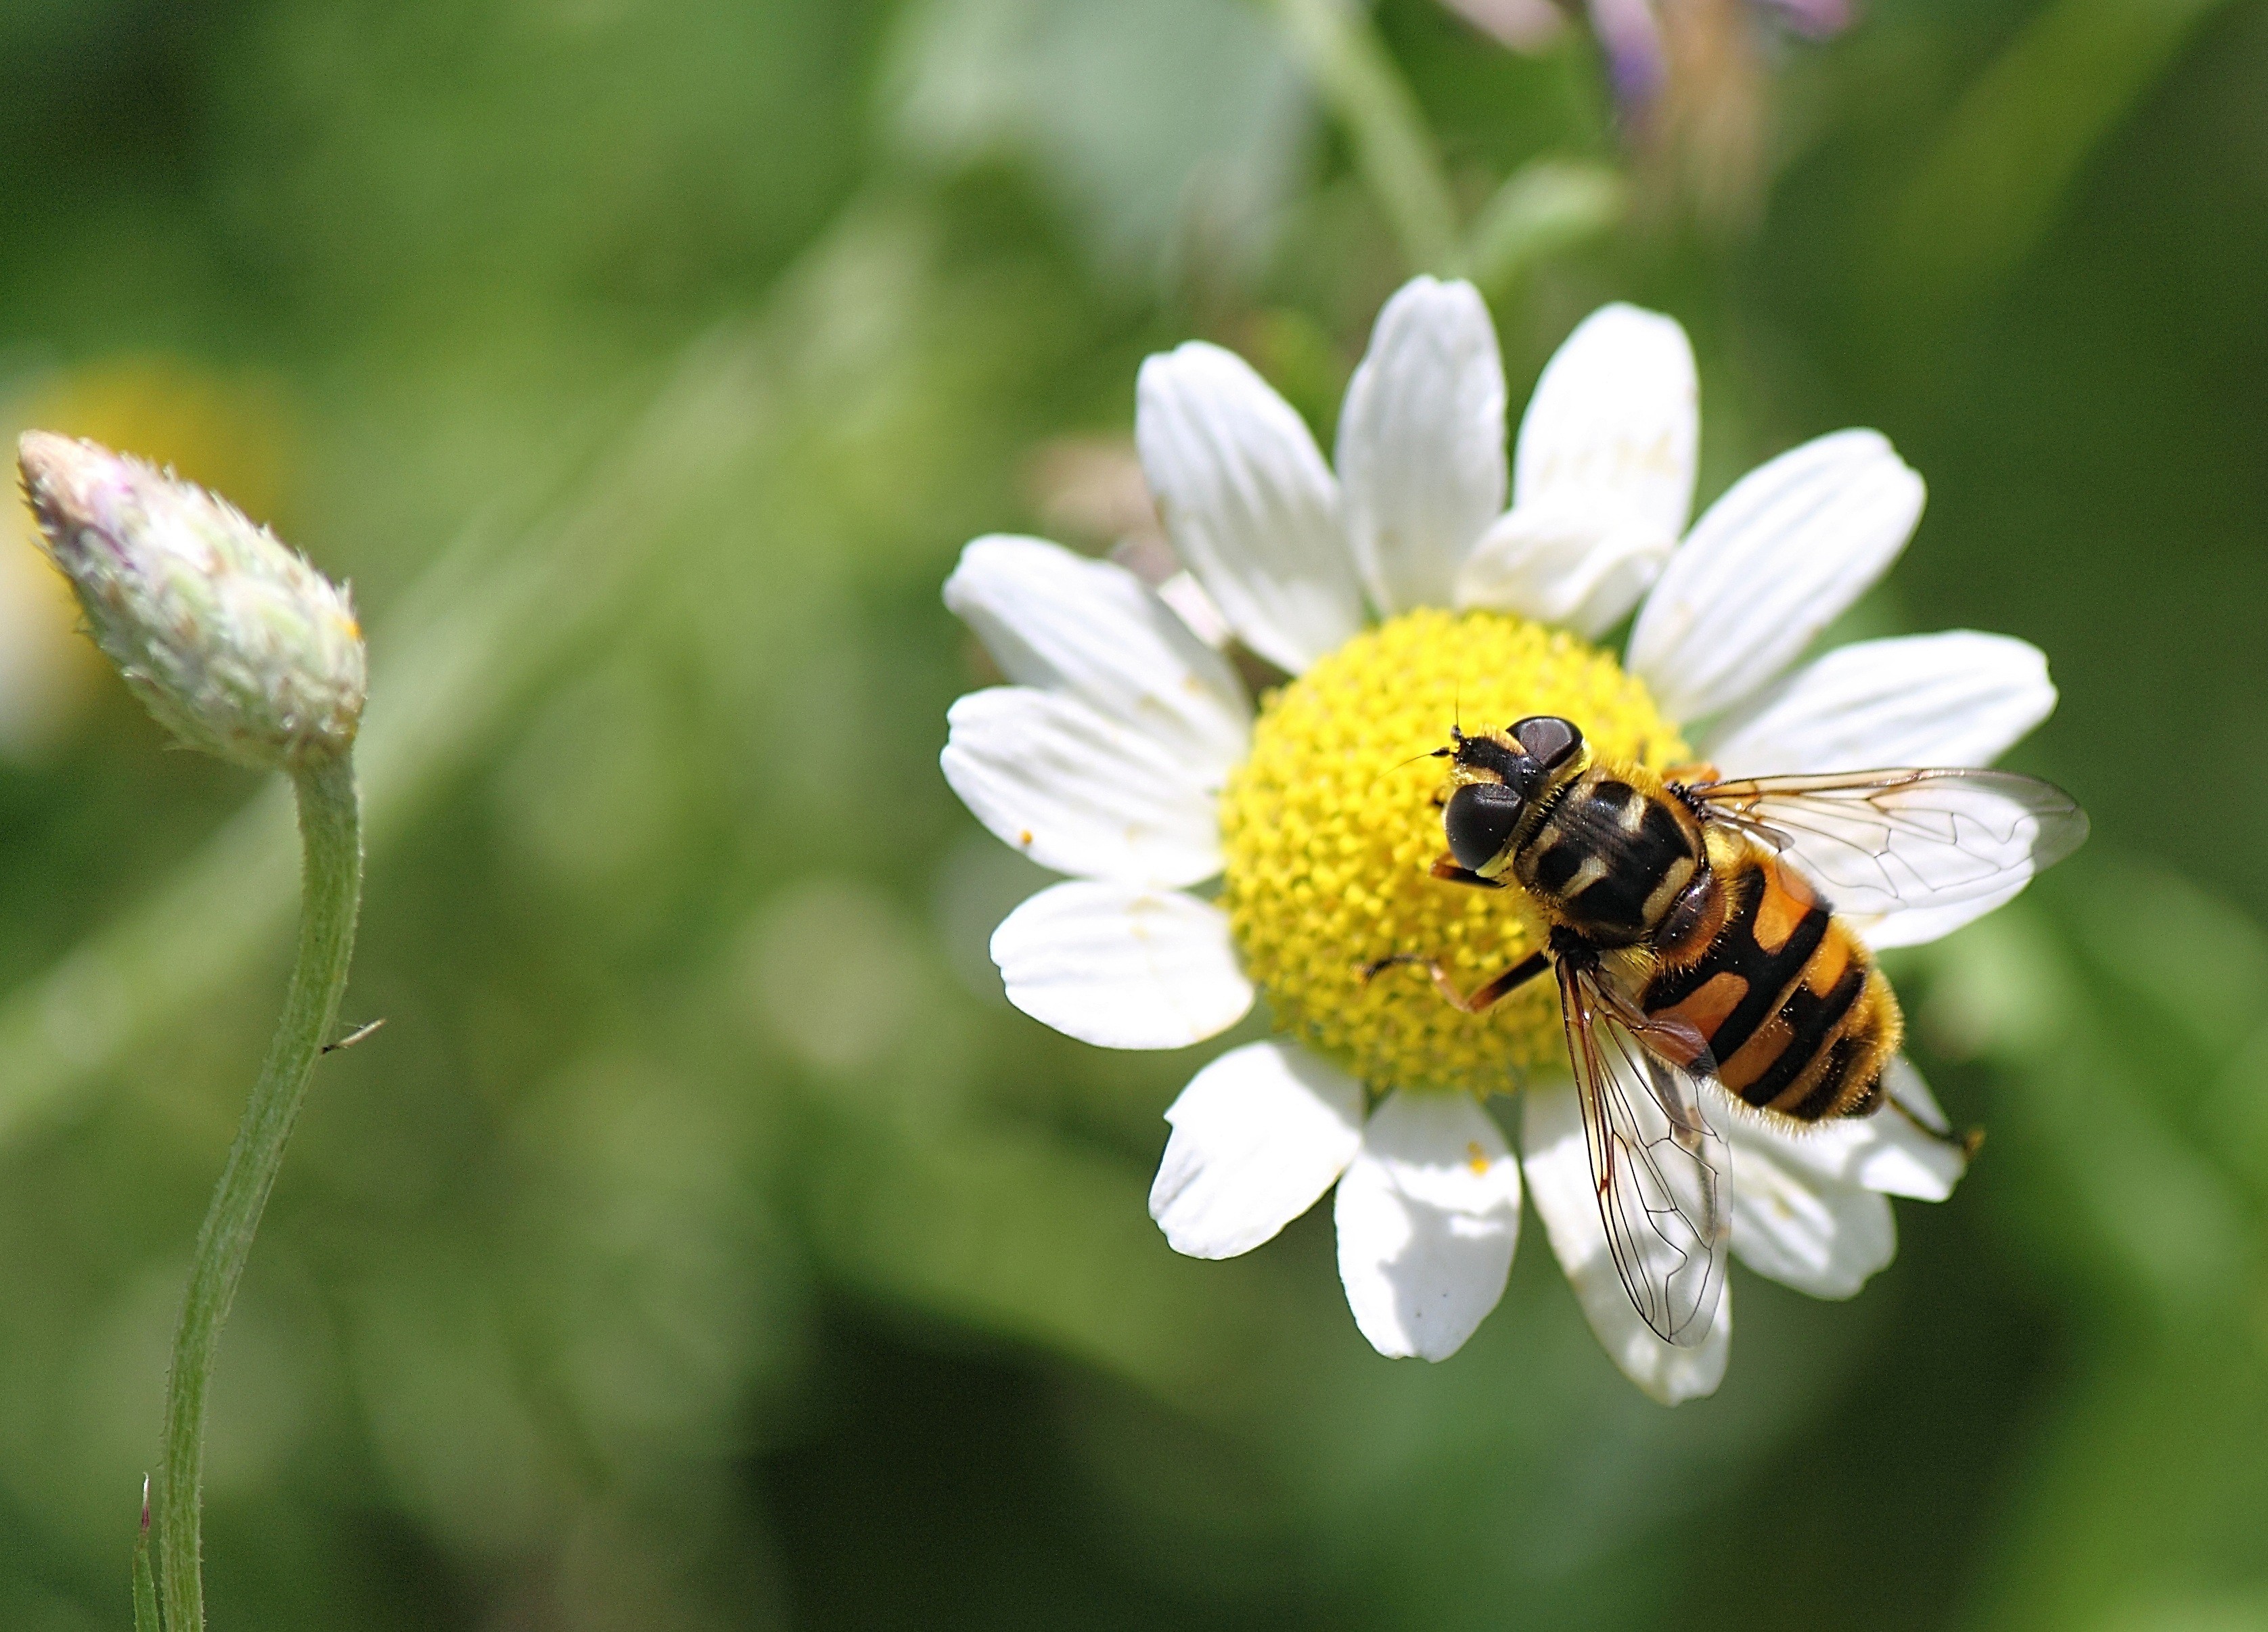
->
xmin=885 ymin=0 xmax=1316 ymax=277
xmin=1888 ymin=0 xmax=2239 ymax=307
xmin=1457 ymin=158 xmax=1625 ymax=298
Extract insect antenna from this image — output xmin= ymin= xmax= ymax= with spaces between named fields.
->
xmin=1373 ymin=744 xmax=1454 ymax=790
xmin=1368 ymin=677 xmax=1468 ymax=790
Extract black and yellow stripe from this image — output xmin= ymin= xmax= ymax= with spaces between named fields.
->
xmin=1639 ymin=851 xmax=1898 ymax=1122
xmin=1432 ymin=729 xmax=1903 ymax=1127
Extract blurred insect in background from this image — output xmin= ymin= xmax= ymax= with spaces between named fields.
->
xmin=1366 ymin=715 xmax=2088 ymax=1346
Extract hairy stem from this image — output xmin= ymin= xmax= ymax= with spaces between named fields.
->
xmin=156 ymin=754 xmax=363 ymax=1632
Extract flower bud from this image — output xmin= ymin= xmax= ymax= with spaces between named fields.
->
xmin=17 ymin=432 xmax=367 ymax=770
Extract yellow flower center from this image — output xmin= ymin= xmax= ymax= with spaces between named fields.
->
xmin=1219 ymin=608 xmax=1687 ymax=1096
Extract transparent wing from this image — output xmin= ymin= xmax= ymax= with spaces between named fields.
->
xmin=1689 ymin=768 xmax=2088 ymax=924
xmin=1556 ymin=957 xmax=1732 ymax=1348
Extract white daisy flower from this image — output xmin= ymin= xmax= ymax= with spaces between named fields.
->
xmin=940 ymin=277 xmax=2057 ymax=1403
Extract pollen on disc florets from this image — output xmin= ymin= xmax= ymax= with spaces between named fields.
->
xmin=1219 ymin=608 xmax=1687 ymax=1097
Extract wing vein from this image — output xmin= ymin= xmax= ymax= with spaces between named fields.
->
xmin=1557 ymin=956 xmax=1732 ymax=1347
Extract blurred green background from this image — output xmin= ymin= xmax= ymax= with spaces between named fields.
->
xmin=0 ymin=0 xmax=2263 ymax=1626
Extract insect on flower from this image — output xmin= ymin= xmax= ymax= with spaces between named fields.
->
xmin=943 ymin=275 xmax=2079 ymax=1401
xmin=1365 ymin=715 xmax=2085 ymax=1344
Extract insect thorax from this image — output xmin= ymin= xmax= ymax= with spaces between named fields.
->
xmin=1515 ymin=768 xmax=1706 ymax=947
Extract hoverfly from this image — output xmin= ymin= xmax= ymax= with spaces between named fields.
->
xmin=1365 ymin=715 xmax=2087 ymax=1347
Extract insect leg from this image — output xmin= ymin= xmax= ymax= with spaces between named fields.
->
xmin=1886 ymin=1093 xmax=1987 ymax=1160
xmin=1359 ymin=949 xmax=1549 ymax=1014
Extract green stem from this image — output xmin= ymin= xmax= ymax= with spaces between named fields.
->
xmin=1459 ymin=158 xmax=1627 ymax=300
xmin=155 ymin=754 xmax=363 ymax=1632
xmin=1265 ymin=0 xmax=1460 ymax=274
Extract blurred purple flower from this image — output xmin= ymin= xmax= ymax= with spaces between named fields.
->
xmin=1441 ymin=0 xmax=1854 ymax=114
xmin=1589 ymin=0 xmax=1671 ymax=108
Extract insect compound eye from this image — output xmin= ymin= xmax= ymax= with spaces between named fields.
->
xmin=1510 ymin=715 xmax=1583 ymax=771
xmin=1444 ymin=781 xmax=1527 ymax=872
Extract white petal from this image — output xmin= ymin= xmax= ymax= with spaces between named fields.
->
xmin=990 ymin=882 xmax=1253 ymax=1049
xmin=1883 ymin=1053 xmax=1952 ymax=1131
xmin=1150 ymin=1041 xmax=1367 ymax=1259
xmin=1734 ymin=1058 xmax=1967 ymax=1202
xmin=1135 ymin=343 xmax=1363 ymax=675
xmin=1512 ymin=302 xmax=1698 ymax=542
xmin=1706 ymin=631 xmax=2056 ymax=777
xmin=1336 ymin=277 xmax=1507 ymax=614
xmin=1629 ymin=429 xmax=1926 ymax=724
xmin=1154 ymin=569 xmax=1235 ymax=649
xmin=943 ymin=687 xmax=1222 ymax=888
xmin=1723 ymin=1116 xmax=1895 ymax=1298
xmin=1334 ymin=1090 xmax=1523 ymax=1361
xmin=943 ymin=535 xmax=1250 ymax=771
xmin=1521 ymin=1081 xmax=1730 ymax=1404
xmin=1453 ymin=495 xmax=1677 ymax=637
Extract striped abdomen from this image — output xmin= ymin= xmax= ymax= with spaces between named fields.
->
xmin=1639 ymin=841 xmax=1901 ymax=1122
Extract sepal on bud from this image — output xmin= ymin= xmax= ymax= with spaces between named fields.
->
xmin=18 ymin=432 xmax=367 ymax=769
